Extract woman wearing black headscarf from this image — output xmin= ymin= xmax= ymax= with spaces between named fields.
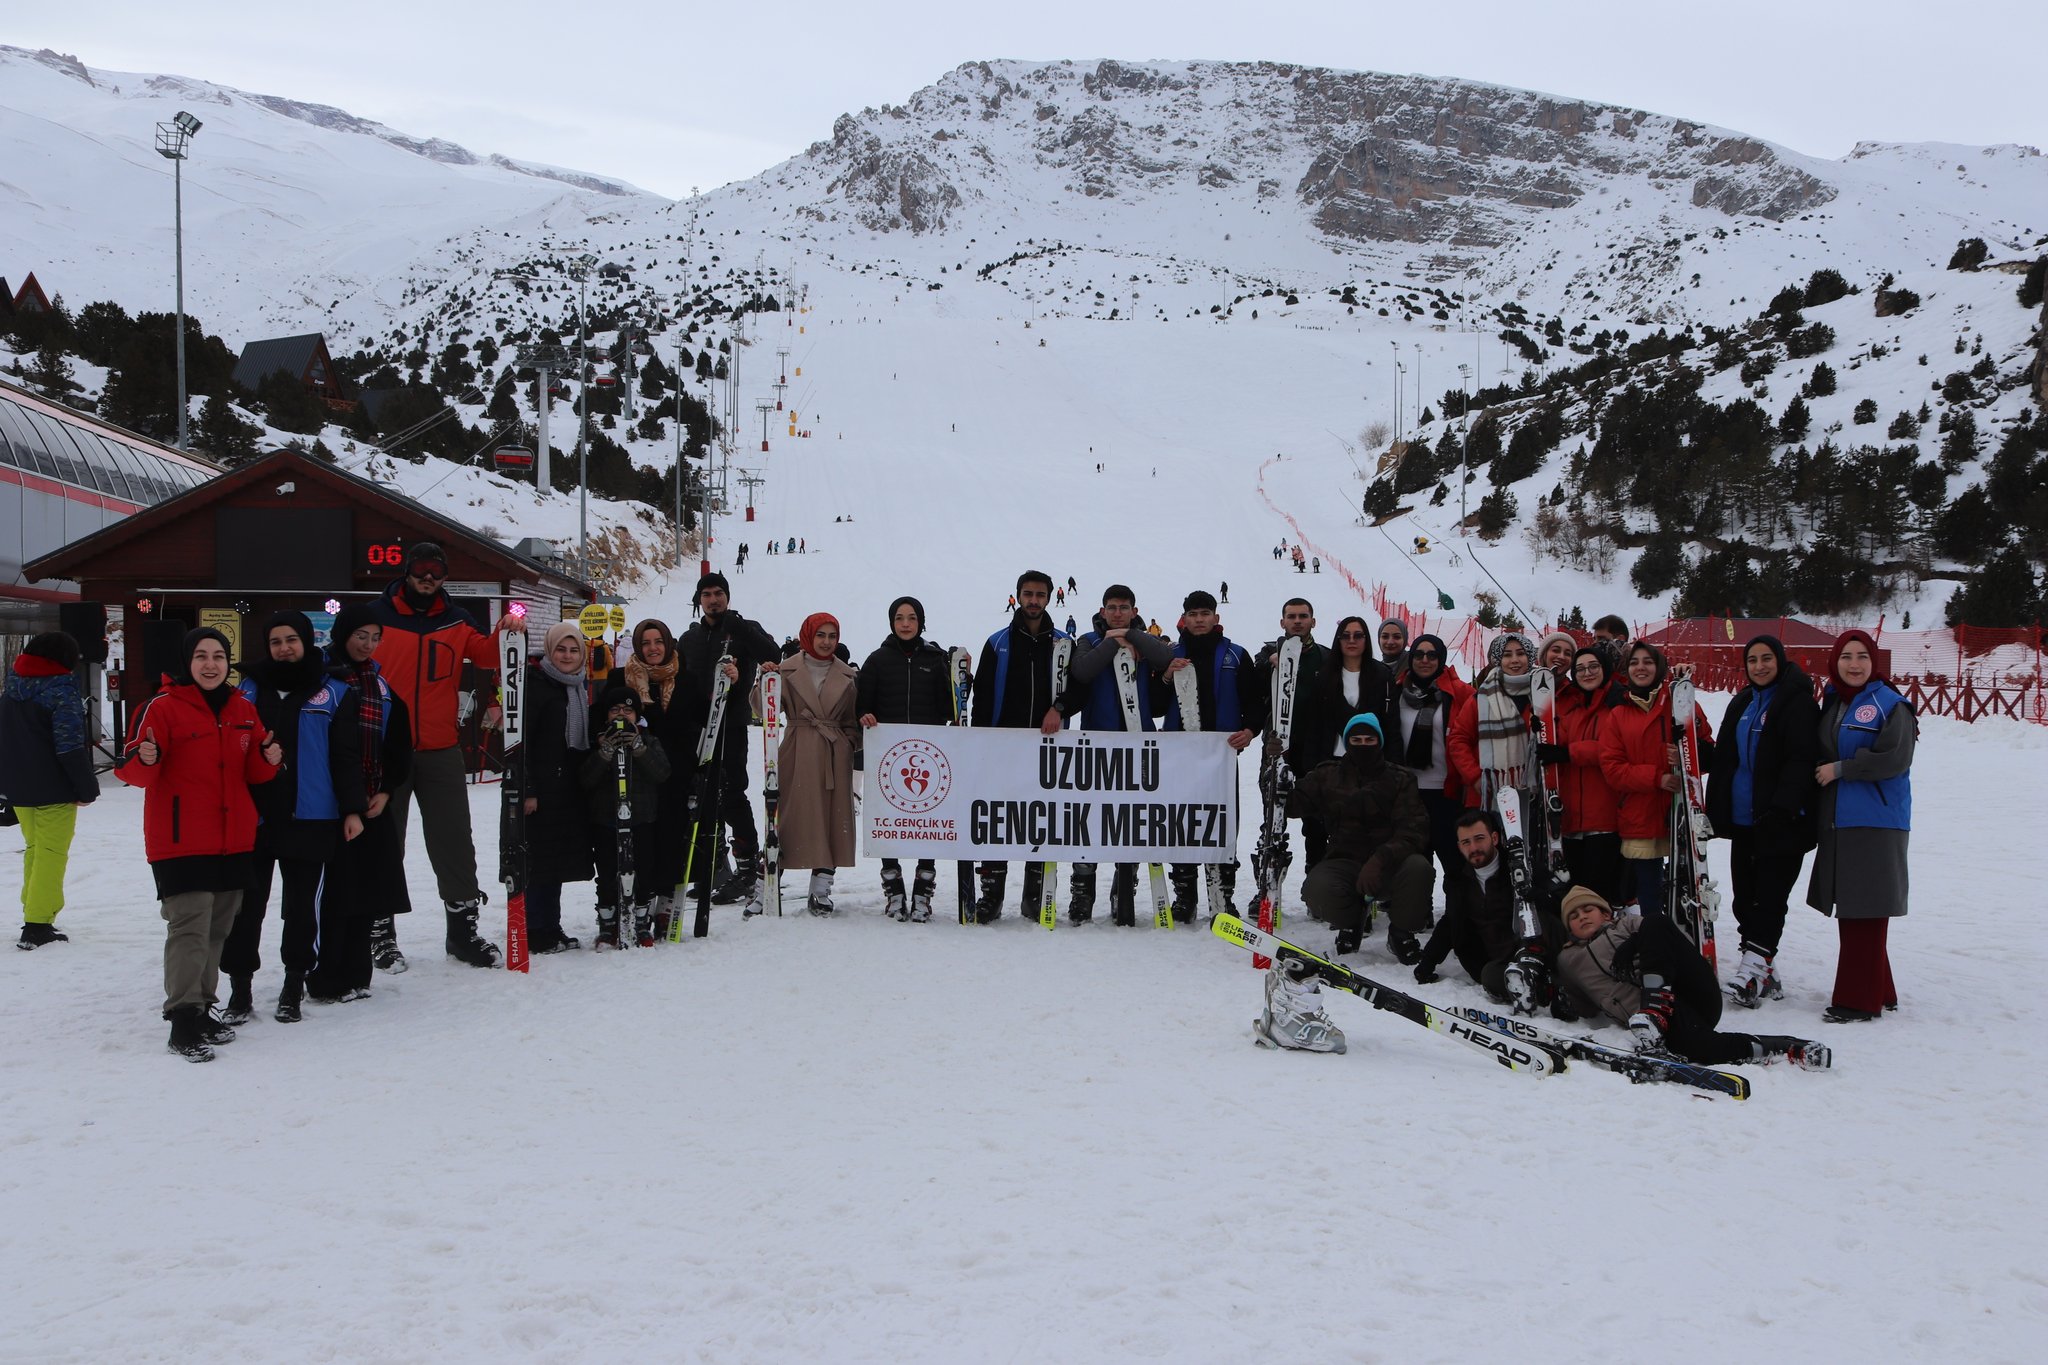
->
xmin=1388 ymin=632 xmax=1471 ymax=878
xmin=1705 ymin=635 xmax=1819 ymax=1007
xmin=309 ymin=601 xmax=414 ymax=1002
xmin=856 ymin=596 xmax=953 ymax=920
xmin=120 ymin=628 xmax=283 ymax=1061
xmin=225 ymin=611 xmax=346 ymax=1025
xmin=622 ymin=617 xmax=704 ymax=936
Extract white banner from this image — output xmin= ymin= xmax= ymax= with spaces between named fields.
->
xmin=860 ymin=725 xmax=1239 ymax=863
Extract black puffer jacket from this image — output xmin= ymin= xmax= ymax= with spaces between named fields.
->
xmin=1287 ymin=749 xmax=1428 ymax=876
xmin=523 ymin=664 xmax=593 ymax=883
xmin=1705 ymin=653 xmax=1821 ymax=856
xmin=856 ymin=636 xmax=956 ymax=725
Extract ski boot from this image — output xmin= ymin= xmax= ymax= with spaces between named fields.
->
xmin=633 ymin=904 xmax=656 ymax=949
xmin=651 ymin=896 xmax=673 ymax=941
xmin=595 ymin=907 xmax=622 ymax=951
xmin=806 ymin=870 xmax=836 ymax=917
xmin=1254 ymin=959 xmax=1346 ymax=1053
xmin=1728 ymin=947 xmax=1781 ymax=1008
xmin=1387 ymin=926 xmax=1422 ymax=966
xmin=1169 ymin=869 xmax=1199 ymax=925
xmin=974 ymin=866 xmax=1007 ymax=925
xmin=17 ymin=921 xmax=67 ymax=950
xmin=881 ymin=865 xmax=909 ymax=921
xmin=1019 ymin=863 xmax=1045 ymax=920
xmin=711 ymin=842 xmax=757 ymax=906
xmin=1504 ymin=946 xmax=1552 ymax=1016
xmin=907 ymin=865 xmax=937 ymax=923
xmin=166 ymin=1005 xmax=215 ymax=1063
xmin=443 ymin=899 xmax=502 ymax=968
xmin=1628 ymin=984 xmax=1676 ymax=1053
xmin=222 ymin=976 xmax=255 ymax=1026
xmin=274 ymin=971 xmax=304 ymax=1024
xmin=1753 ymin=1035 xmax=1832 ymax=1070
xmin=370 ymin=917 xmax=408 ymax=974
xmin=1068 ymin=865 xmax=1097 ymax=924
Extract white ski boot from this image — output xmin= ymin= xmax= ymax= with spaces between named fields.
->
xmin=806 ymin=870 xmax=836 ymax=917
xmin=1254 ymin=961 xmax=1346 ymax=1053
xmin=1728 ymin=948 xmax=1781 ymax=1009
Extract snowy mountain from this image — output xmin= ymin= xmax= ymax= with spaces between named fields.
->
xmin=4 ymin=50 xmax=2044 ymax=623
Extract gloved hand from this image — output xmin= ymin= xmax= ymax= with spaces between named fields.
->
xmin=1356 ymin=857 xmax=1386 ymax=898
xmin=1412 ymin=960 xmax=1440 ymax=985
xmin=1609 ymin=933 xmax=1643 ymax=981
xmin=1534 ymin=742 xmax=1569 ymax=765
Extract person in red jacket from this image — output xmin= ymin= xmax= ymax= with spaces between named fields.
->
xmin=121 ymin=628 xmax=283 ymax=1062
xmin=1598 ymin=642 xmax=1711 ymax=915
xmin=369 ymin=541 xmax=518 ymax=970
xmin=1553 ymin=647 xmax=1625 ymax=903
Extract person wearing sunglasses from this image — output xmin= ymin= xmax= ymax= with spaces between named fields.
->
xmin=368 ymin=541 xmax=524 ymax=971
xmin=1388 ymin=632 xmax=1472 ymax=883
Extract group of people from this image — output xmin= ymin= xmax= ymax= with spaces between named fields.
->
xmin=0 ymin=545 xmax=1915 ymax=1072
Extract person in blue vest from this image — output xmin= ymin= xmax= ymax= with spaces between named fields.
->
xmin=1806 ymin=629 xmax=1914 ymax=1023
xmin=970 ymin=569 xmax=1070 ymax=922
xmin=1156 ymin=590 xmax=1262 ymax=919
xmin=225 ymin=611 xmax=348 ymax=1024
xmin=1049 ymin=585 xmax=1177 ymax=924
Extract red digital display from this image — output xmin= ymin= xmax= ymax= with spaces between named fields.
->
xmin=362 ymin=540 xmax=405 ymax=572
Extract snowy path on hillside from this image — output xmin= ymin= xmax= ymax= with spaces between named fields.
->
xmin=3 ymin=712 xmax=2041 ymax=1361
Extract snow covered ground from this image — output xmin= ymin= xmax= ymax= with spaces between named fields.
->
xmin=5 ymin=709 xmax=2041 ymax=1361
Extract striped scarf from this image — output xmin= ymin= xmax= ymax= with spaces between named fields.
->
xmin=1474 ymin=669 xmax=1533 ymax=804
xmin=337 ymin=659 xmax=386 ymax=797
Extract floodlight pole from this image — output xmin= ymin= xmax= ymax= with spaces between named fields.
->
xmin=155 ymin=113 xmax=201 ymax=448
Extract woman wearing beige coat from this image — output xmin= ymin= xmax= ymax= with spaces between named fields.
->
xmin=777 ymin=613 xmax=861 ymax=914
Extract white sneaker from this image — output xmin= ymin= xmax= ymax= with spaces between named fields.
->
xmin=1255 ymin=966 xmax=1346 ymax=1053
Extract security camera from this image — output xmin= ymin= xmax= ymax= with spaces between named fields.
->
xmin=275 ymin=481 xmax=296 ymax=496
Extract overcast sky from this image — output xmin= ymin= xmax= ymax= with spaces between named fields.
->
xmin=12 ymin=1 xmax=2044 ymax=199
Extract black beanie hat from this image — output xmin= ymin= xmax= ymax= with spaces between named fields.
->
xmin=888 ymin=596 xmax=926 ymax=631
xmin=596 ymin=682 xmax=641 ymax=715
xmin=696 ymin=571 xmax=731 ymax=602
xmin=1183 ymin=589 xmax=1218 ymax=612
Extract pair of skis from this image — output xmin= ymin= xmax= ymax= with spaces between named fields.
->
xmin=499 ymin=609 xmax=531 ymax=973
xmin=1493 ymin=791 xmax=1550 ymax=1014
xmin=1033 ymin=638 xmax=1073 ymax=931
xmin=674 ymin=645 xmax=736 ymax=942
xmin=755 ymin=667 xmax=782 ymax=918
xmin=613 ymin=721 xmax=641 ymax=947
xmin=1250 ymin=637 xmax=1302 ymax=967
xmin=950 ymin=646 xmax=975 ymax=924
xmin=1170 ymin=664 xmax=1228 ymax=922
xmin=1668 ymin=674 xmax=1720 ymax=967
xmin=1214 ymin=914 xmax=1751 ymax=1097
xmin=1529 ymin=669 xmax=1572 ymax=893
xmin=1111 ymin=648 xmax=1173 ymax=928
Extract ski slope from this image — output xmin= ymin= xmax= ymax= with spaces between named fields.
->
xmin=4 ymin=711 xmax=2040 ymax=1360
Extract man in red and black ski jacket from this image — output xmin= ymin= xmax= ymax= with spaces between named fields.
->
xmin=368 ymin=541 xmax=517 ymax=968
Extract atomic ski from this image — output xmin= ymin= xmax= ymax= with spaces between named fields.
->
xmin=1212 ymin=914 xmax=1566 ymax=1076
xmin=678 ymin=645 xmax=736 ymax=941
xmin=1530 ymin=668 xmax=1572 ymax=895
xmin=1252 ymin=636 xmax=1303 ymax=967
xmin=1449 ymin=1004 xmax=1751 ymax=1100
xmin=1667 ymin=674 xmax=1720 ymax=967
xmin=1037 ymin=638 xmax=1073 ymax=931
xmin=950 ymin=646 xmax=975 ymax=925
xmin=614 ymin=735 xmax=639 ymax=948
xmin=756 ymin=667 xmax=783 ymax=918
xmin=1111 ymin=647 xmax=1172 ymax=928
xmin=1173 ymin=665 xmax=1228 ymax=920
xmin=498 ymin=609 xmax=530 ymax=973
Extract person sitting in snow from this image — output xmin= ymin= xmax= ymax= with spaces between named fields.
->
xmin=1554 ymin=885 xmax=1829 ymax=1069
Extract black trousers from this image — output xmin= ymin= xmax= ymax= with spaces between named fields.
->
xmin=595 ymin=823 xmax=663 ymax=909
xmin=1726 ymin=826 xmax=1803 ymax=956
xmin=1419 ymin=790 xmax=1462 ymax=886
xmin=1634 ymin=913 xmax=1757 ymax=1066
xmin=223 ymin=852 xmax=322 ymax=980
xmin=1564 ymin=832 xmax=1625 ymax=905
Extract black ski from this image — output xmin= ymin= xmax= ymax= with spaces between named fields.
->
xmin=1212 ymin=914 xmax=1566 ymax=1075
xmin=1448 ymin=1004 xmax=1752 ymax=1100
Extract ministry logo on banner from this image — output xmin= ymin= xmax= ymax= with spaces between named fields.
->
xmin=861 ymin=724 xmax=1239 ymax=863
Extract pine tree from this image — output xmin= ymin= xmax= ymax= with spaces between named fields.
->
xmin=1780 ymin=395 xmax=1811 ymax=444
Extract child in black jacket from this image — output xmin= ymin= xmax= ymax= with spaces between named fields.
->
xmin=582 ymin=685 xmax=672 ymax=947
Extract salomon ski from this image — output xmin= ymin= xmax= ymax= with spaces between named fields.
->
xmin=1252 ymin=636 xmax=1303 ymax=967
xmin=756 ymin=667 xmax=783 ymax=918
xmin=1212 ymin=914 xmax=1566 ymax=1075
xmin=614 ymin=738 xmax=638 ymax=948
xmin=1450 ymin=1004 xmax=1751 ymax=1100
xmin=679 ymin=645 xmax=736 ymax=941
xmin=498 ymin=610 xmax=530 ymax=973
xmin=1111 ymin=647 xmax=1172 ymax=928
xmin=1495 ymin=790 xmax=1551 ymax=1014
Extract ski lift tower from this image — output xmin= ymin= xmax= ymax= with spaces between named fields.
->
xmin=775 ymin=348 xmax=791 ymax=410
xmin=513 ymin=341 xmax=572 ymax=489
xmin=756 ymin=401 xmax=776 ymax=453
xmin=737 ymin=468 xmax=765 ymax=523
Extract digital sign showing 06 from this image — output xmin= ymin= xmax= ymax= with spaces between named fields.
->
xmin=361 ymin=539 xmax=406 ymax=573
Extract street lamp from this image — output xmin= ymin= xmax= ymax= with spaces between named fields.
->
xmin=1394 ymin=362 xmax=1406 ymax=448
xmin=154 ymin=110 xmax=202 ymax=449
xmin=1413 ymin=342 xmax=1423 ymax=431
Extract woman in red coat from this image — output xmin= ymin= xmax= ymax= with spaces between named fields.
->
xmin=1553 ymin=648 xmax=1625 ymax=903
xmin=1598 ymin=642 xmax=1710 ymax=914
xmin=120 ymin=628 xmax=283 ymax=1062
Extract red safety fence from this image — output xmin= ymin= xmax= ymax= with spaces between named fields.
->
xmin=1367 ymin=595 xmax=2047 ymax=727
